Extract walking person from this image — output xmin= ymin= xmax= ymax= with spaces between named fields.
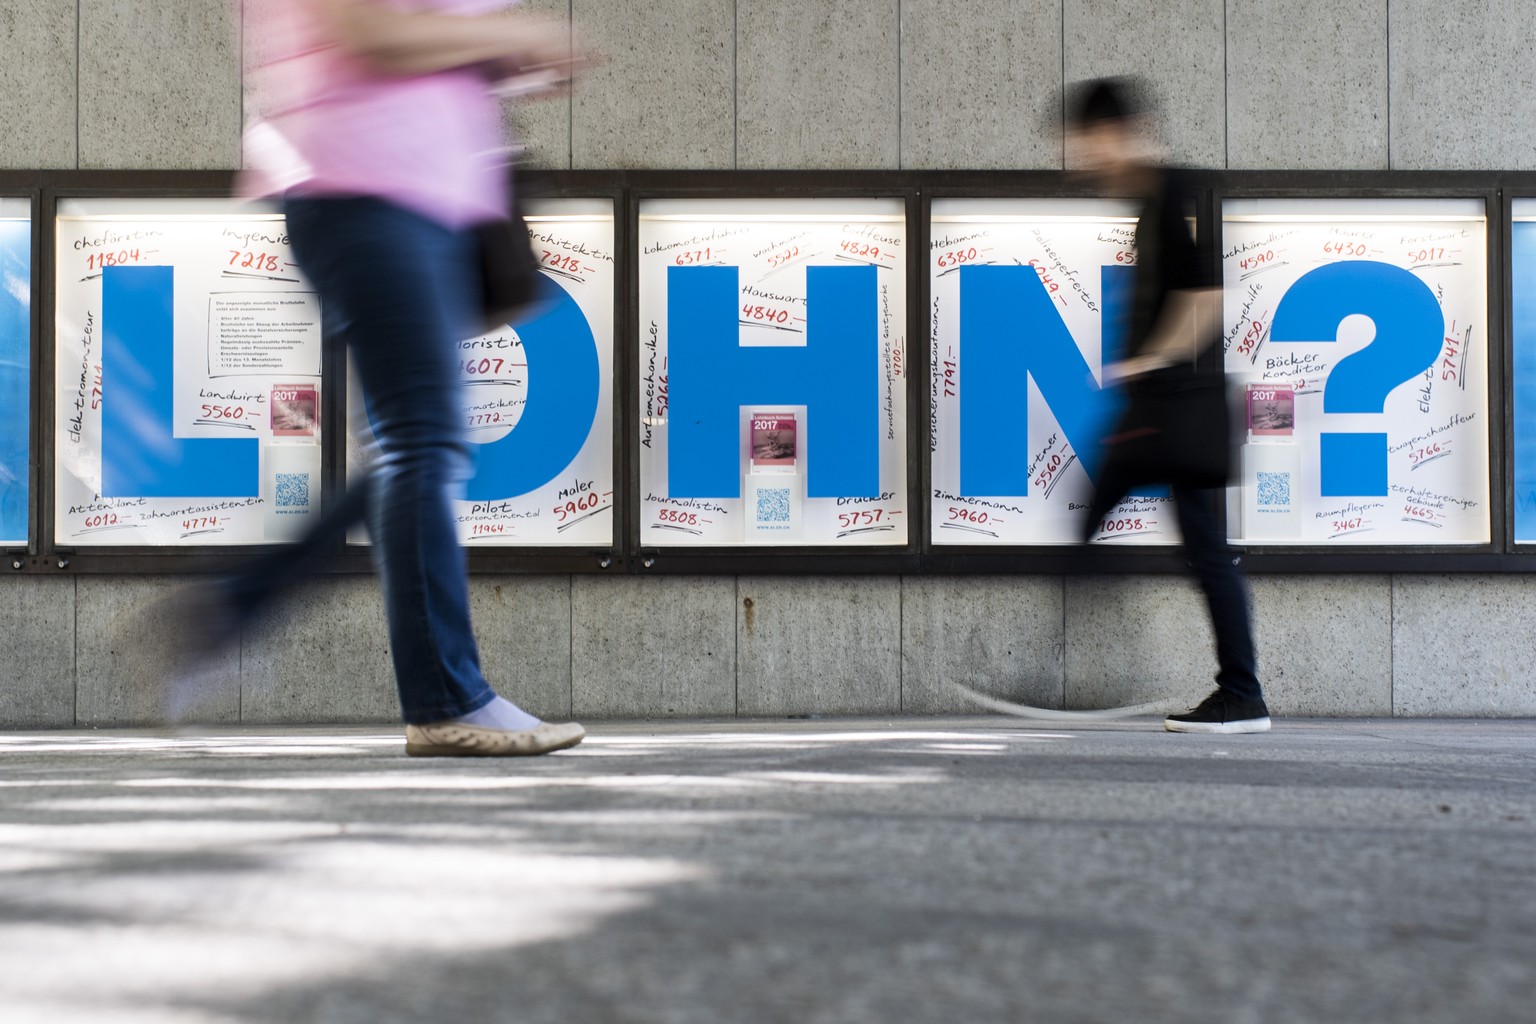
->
xmin=194 ymin=0 xmax=591 ymax=755
xmin=1069 ymin=78 xmax=1271 ymax=734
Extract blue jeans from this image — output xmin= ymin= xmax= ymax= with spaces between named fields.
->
xmin=223 ymin=197 xmax=495 ymax=724
xmin=1171 ymin=486 xmax=1262 ymax=704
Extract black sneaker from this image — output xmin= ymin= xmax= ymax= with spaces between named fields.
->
xmin=1164 ymin=690 xmax=1271 ymax=734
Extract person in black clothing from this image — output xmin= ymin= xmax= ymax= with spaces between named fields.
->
xmin=1068 ymin=78 xmax=1271 ymax=734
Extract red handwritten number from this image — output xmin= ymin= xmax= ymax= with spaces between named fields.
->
xmin=227 ymin=251 xmax=281 ymax=272
xmin=541 ymin=250 xmax=584 ymax=274
xmin=937 ymin=248 xmax=979 ymax=269
xmin=199 ymin=404 xmax=246 ymax=421
xmin=767 ymin=246 xmax=800 ymax=269
xmin=1034 ymin=453 xmax=1064 ymax=492
xmin=947 ymin=506 xmax=989 ymax=525
xmin=555 ymin=493 xmax=602 ymax=522
xmin=742 ymin=304 xmax=792 ymax=324
xmin=675 ymin=249 xmax=714 ymax=266
xmin=1408 ymin=443 xmax=1444 ymax=465
xmin=461 ymin=357 xmax=506 ymax=376
xmin=84 ymin=513 xmax=119 ymax=529
xmin=838 ymin=509 xmax=885 ymax=529
xmin=657 ymin=508 xmax=698 ymax=527
xmin=88 ymin=250 xmax=140 ymax=270
xmin=1323 ymin=241 xmax=1369 ymax=258
xmin=942 ymin=359 xmax=957 ymax=399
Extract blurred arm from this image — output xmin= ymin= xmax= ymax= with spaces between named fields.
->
xmin=1104 ymin=287 xmax=1221 ymax=385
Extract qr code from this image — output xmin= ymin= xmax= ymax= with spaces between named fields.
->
xmin=756 ymin=487 xmax=792 ymax=523
xmin=276 ymin=472 xmax=310 ymax=509
xmin=1256 ymin=471 xmax=1291 ymax=509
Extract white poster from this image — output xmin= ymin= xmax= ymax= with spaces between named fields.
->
xmin=1221 ymin=199 xmax=1489 ymax=545
xmin=347 ymin=199 xmax=616 ymax=547
xmin=929 ymin=198 xmax=1178 ymax=546
xmin=54 ymin=199 xmax=322 ymax=546
xmin=636 ymin=199 xmax=908 ymax=546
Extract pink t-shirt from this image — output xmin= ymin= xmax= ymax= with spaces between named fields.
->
xmin=242 ymin=0 xmax=514 ymax=229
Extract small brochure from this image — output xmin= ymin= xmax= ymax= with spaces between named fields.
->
xmin=750 ymin=411 xmax=797 ymax=469
xmin=270 ymin=383 xmax=318 ymax=438
xmin=1245 ymin=384 xmax=1294 ymax=437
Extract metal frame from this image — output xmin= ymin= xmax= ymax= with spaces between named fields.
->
xmin=4 ymin=168 xmax=1536 ymax=575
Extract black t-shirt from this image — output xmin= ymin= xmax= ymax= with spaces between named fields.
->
xmin=1126 ymin=169 xmax=1215 ymax=359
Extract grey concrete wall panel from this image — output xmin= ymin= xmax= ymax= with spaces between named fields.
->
xmin=1064 ymin=574 xmax=1215 ymax=710
xmin=1226 ymin=0 xmax=1387 ymax=169
xmin=76 ymin=576 xmax=240 ymax=726
xmin=900 ymin=0 xmax=1062 ymax=170
xmin=502 ymin=0 xmax=572 ymax=168
xmin=1063 ymin=0 xmax=1226 ymax=169
xmin=240 ymin=577 xmax=396 ymax=724
xmin=470 ymin=575 xmax=572 ymax=720
xmin=737 ymin=577 xmax=901 ymax=715
xmin=1393 ymin=575 xmax=1536 ymax=716
xmin=901 ymin=575 xmax=1064 ymax=713
xmin=1250 ymin=576 xmax=1392 ymax=716
xmin=571 ymin=575 xmax=736 ymax=717
xmin=737 ymin=0 xmax=900 ymax=170
xmin=0 ymin=577 xmax=77 ymax=727
xmin=79 ymin=0 xmax=242 ymax=169
xmin=570 ymin=0 xmax=733 ymax=168
xmin=1390 ymin=2 xmax=1536 ymax=170
xmin=0 ymin=0 xmax=77 ymax=168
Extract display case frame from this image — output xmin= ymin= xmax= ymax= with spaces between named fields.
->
xmin=4 ymin=168 xmax=1536 ymax=574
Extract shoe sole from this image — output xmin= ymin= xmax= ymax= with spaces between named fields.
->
xmin=1164 ymin=717 xmax=1272 ymax=734
xmin=405 ymin=722 xmax=586 ymax=757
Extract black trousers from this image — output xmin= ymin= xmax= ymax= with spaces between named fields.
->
xmin=1087 ymin=480 xmax=1262 ymax=704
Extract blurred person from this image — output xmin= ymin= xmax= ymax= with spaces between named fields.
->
xmin=1068 ymin=78 xmax=1271 ymax=734
xmin=178 ymin=0 xmax=591 ymax=755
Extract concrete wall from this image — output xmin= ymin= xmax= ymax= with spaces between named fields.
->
xmin=3 ymin=2 xmax=1536 ymax=724
xmin=4 ymin=1 xmax=1533 ymax=171
xmin=4 ymin=572 xmax=1536 ymax=726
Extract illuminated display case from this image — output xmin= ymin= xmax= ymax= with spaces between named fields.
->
xmin=53 ymin=197 xmax=323 ymax=547
xmin=1512 ymin=198 xmax=1536 ymax=544
xmin=0 ymin=198 xmax=28 ymax=546
xmin=344 ymin=198 xmax=618 ymax=549
xmin=1221 ymin=198 xmax=1490 ymax=546
xmin=927 ymin=198 xmax=1181 ymax=547
xmin=635 ymin=198 xmax=909 ymax=548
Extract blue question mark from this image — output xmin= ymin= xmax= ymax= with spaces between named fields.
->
xmin=1270 ymin=261 xmax=1444 ymax=496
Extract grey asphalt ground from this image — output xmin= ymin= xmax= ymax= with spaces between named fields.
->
xmin=1 ymin=717 xmax=1534 ymax=1024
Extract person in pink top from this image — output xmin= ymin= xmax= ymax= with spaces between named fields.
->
xmin=201 ymin=0 xmax=590 ymax=755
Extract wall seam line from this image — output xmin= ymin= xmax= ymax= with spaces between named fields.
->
xmin=732 ymin=0 xmax=739 ymax=168
xmin=1059 ymin=0 xmax=1066 ymax=169
xmin=1389 ymin=574 xmax=1396 ymax=716
xmin=1223 ymin=0 xmax=1230 ymax=168
xmin=1385 ymin=0 xmax=1392 ymax=170
xmin=1060 ymin=574 xmax=1067 ymax=710
xmin=896 ymin=0 xmax=902 ymax=170
xmin=898 ymin=575 xmax=905 ymax=712
xmin=568 ymin=0 xmax=574 ymax=169
xmin=75 ymin=0 xmax=81 ymax=168
xmin=740 ymin=577 xmax=746 ymax=712
xmin=567 ymin=574 xmax=574 ymax=718
xmin=73 ymin=576 xmax=79 ymax=726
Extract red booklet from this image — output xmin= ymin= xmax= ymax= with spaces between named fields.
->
xmin=271 ymin=383 xmax=318 ymax=437
xmin=1245 ymin=384 xmax=1294 ymax=436
xmin=750 ymin=412 xmax=797 ymax=467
